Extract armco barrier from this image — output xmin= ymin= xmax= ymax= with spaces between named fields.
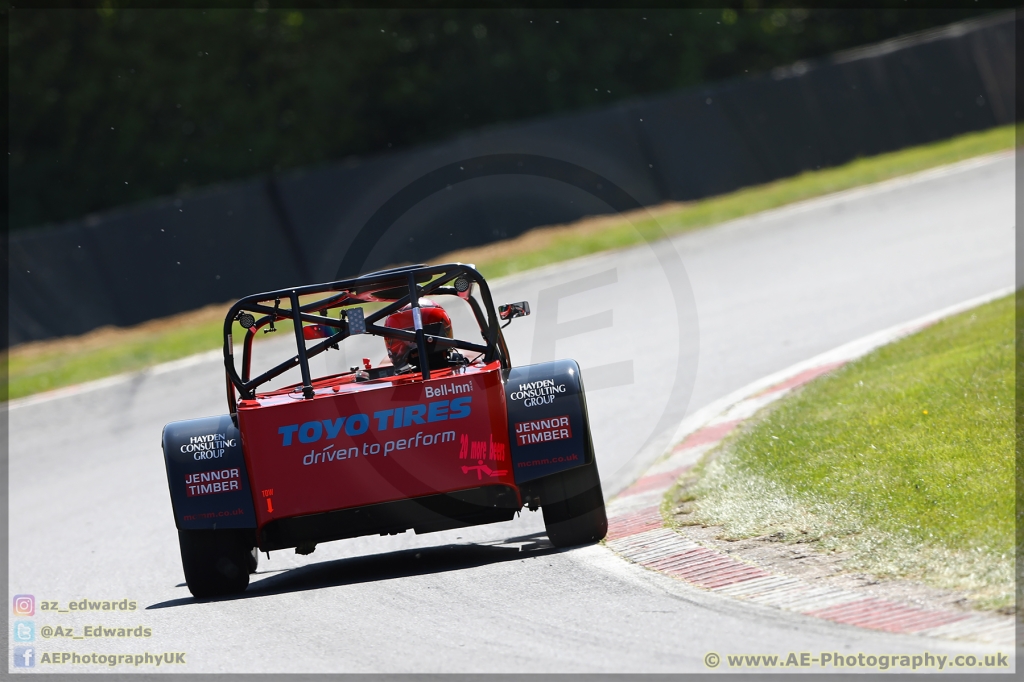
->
xmin=7 ymin=11 xmax=1016 ymax=345
xmin=9 ymin=180 xmax=306 ymax=339
xmin=276 ymin=102 xmax=666 ymax=283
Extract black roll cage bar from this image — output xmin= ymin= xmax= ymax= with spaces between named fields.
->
xmin=222 ymin=263 xmax=511 ymax=413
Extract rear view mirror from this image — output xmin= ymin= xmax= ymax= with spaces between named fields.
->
xmin=498 ymin=301 xmax=530 ymax=326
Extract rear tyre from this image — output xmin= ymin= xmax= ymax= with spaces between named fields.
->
xmin=541 ymin=462 xmax=608 ymax=547
xmin=177 ymin=529 xmax=253 ymax=598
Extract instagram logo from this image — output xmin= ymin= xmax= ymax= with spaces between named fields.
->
xmin=13 ymin=594 xmax=35 ymax=616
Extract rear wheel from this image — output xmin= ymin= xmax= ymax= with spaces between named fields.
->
xmin=541 ymin=462 xmax=608 ymax=547
xmin=177 ymin=529 xmax=253 ymax=598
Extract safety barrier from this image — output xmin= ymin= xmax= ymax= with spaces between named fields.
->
xmin=8 ymin=12 xmax=1015 ymax=345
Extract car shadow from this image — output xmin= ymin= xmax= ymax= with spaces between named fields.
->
xmin=148 ymin=531 xmax=560 ymax=609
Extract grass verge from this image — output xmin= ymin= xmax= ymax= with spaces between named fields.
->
xmin=670 ymin=295 xmax=1014 ymax=611
xmin=5 ymin=303 xmax=232 ymax=399
xmin=5 ymin=124 xmax=1015 ymax=401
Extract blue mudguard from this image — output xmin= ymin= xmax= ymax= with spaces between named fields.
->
xmin=505 ymin=359 xmax=593 ymax=484
xmin=162 ymin=414 xmax=257 ymax=531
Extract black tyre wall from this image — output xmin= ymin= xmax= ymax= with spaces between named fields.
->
xmin=541 ymin=461 xmax=608 ymax=547
xmin=177 ymin=529 xmax=254 ymax=598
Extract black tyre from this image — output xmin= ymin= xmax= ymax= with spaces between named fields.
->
xmin=177 ymin=529 xmax=253 ymax=598
xmin=541 ymin=462 xmax=608 ymax=547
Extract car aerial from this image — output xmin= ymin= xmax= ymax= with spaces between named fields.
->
xmin=162 ymin=263 xmax=607 ymax=597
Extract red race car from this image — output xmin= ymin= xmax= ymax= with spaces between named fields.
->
xmin=162 ymin=263 xmax=607 ymax=597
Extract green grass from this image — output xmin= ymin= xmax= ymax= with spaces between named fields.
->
xmin=4 ymin=300 xmax=361 ymax=401
xmin=5 ymin=124 xmax=1015 ymax=401
xmin=5 ymin=313 xmax=231 ymax=400
xmin=674 ymin=295 xmax=1014 ymax=609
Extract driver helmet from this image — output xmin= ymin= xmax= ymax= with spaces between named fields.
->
xmin=383 ymin=298 xmax=453 ymax=369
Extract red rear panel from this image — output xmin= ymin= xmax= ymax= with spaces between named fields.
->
xmin=236 ymin=363 xmax=515 ymax=531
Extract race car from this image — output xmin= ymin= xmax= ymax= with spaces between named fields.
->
xmin=162 ymin=263 xmax=607 ymax=597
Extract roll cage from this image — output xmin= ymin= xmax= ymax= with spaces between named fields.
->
xmin=222 ymin=263 xmax=512 ymax=413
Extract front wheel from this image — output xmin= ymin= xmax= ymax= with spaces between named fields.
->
xmin=541 ymin=462 xmax=608 ymax=547
xmin=178 ymin=529 xmax=253 ymax=598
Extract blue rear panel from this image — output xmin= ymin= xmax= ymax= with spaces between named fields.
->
xmin=162 ymin=414 xmax=257 ymax=530
xmin=506 ymin=359 xmax=592 ymax=483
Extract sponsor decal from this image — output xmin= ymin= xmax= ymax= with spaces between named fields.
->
xmin=424 ymin=381 xmax=474 ymax=398
xmin=508 ymin=379 xmax=567 ymax=407
xmin=181 ymin=508 xmax=247 ymax=522
xmin=277 ymin=396 xmax=472 ymax=446
xmin=514 ymin=415 xmax=572 ymax=446
xmin=178 ymin=433 xmax=237 ymax=461
xmin=301 ymin=429 xmax=458 ymax=466
xmin=458 ymin=434 xmax=508 ymax=479
xmin=184 ymin=467 xmax=241 ymax=497
xmin=515 ymin=453 xmax=579 ymax=468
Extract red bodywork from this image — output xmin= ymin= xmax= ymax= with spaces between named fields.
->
xmin=236 ymin=361 xmax=516 ymax=536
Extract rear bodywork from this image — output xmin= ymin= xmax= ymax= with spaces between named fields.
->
xmin=161 ymin=263 xmax=594 ymax=552
xmin=162 ymin=414 xmax=257 ymax=531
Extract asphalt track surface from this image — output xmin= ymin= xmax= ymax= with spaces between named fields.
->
xmin=7 ymin=153 xmax=1015 ymax=673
